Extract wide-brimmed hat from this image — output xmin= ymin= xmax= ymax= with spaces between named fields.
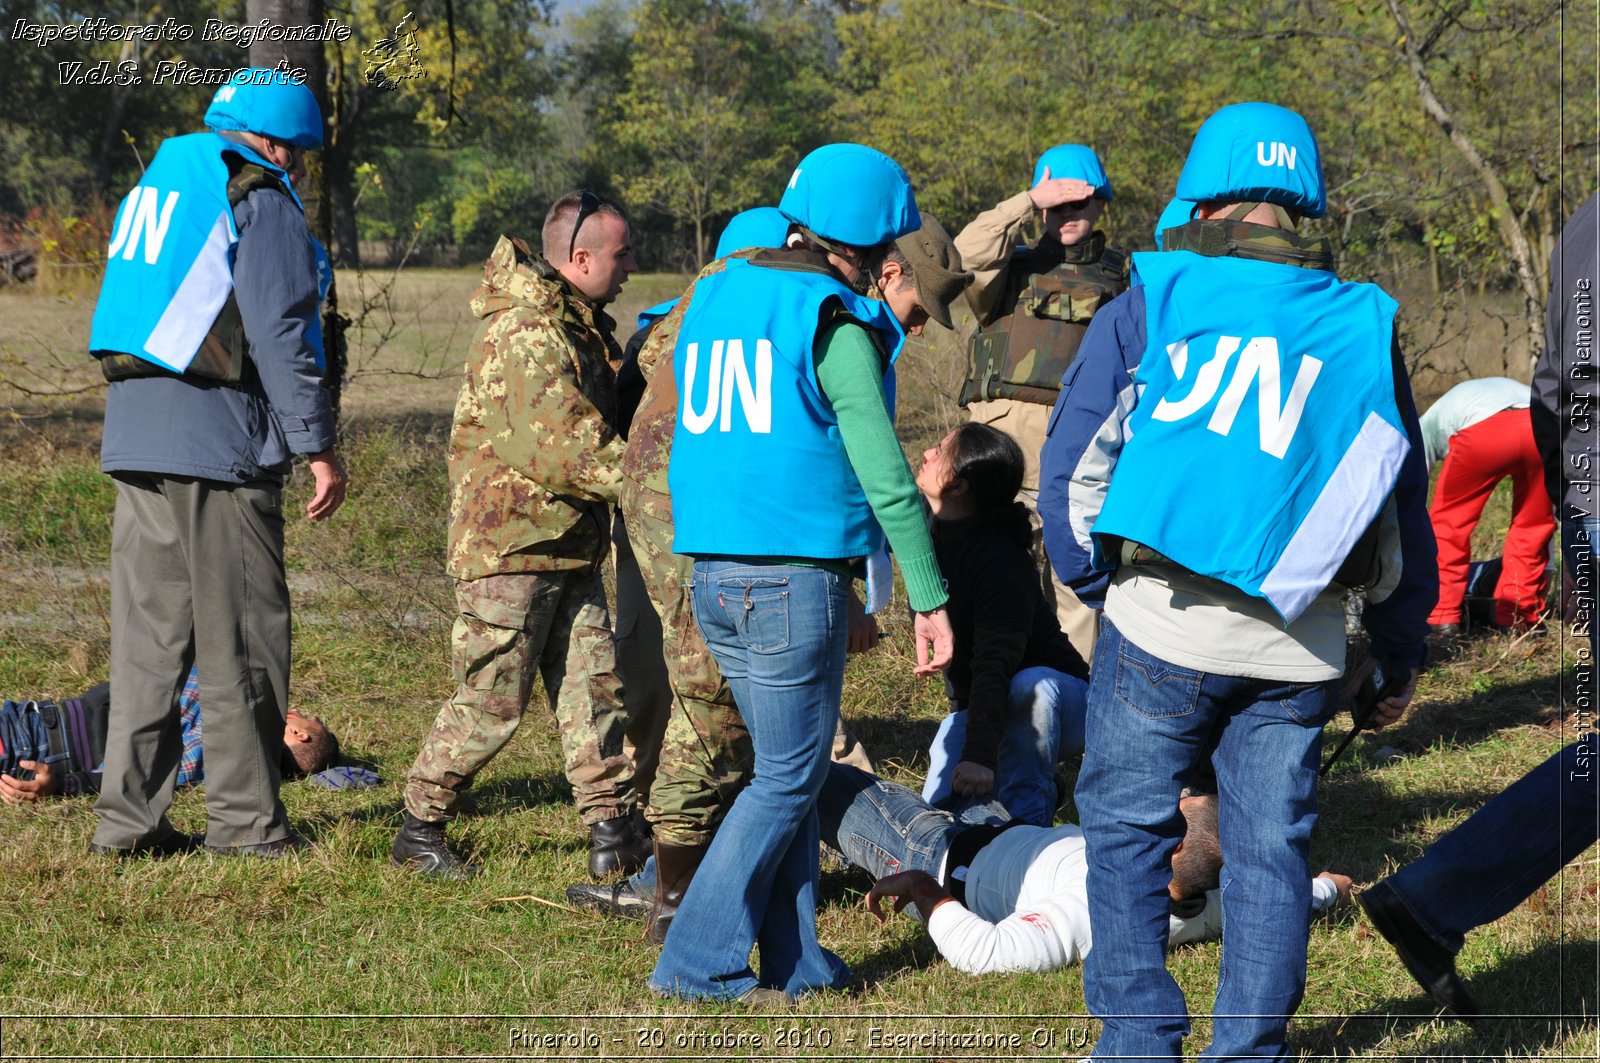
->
xmin=894 ymin=211 xmax=972 ymax=330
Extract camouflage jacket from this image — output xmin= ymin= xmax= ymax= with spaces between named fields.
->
xmin=447 ymin=236 xmax=626 ymax=579
xmin=621 ymin=254 xmax=740 ymax=496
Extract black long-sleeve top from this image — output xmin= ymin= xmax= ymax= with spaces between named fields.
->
xmin=934 ymin=512 xmax=1088 ymax=770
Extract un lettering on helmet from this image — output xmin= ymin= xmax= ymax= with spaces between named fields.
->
xmin=1175 ymin=102 xmax=1326 ymax=219
xmin=202 ymin=67 xmax=324 ymax=149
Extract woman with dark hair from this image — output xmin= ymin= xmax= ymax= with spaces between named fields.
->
xmin=916 ymin=422 xmax=1089 ymax=826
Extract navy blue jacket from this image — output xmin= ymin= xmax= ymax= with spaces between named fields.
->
xmin=100 ymin=185 xmax=337 ymax=483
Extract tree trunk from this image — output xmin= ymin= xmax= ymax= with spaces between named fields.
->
xmin=95 ymin=38 xmax=140 ymax=192
xmin=1386 ymin=0 xmax=1546 ymax=366
xmin=246 ymin=0 xmax=346 ymax=417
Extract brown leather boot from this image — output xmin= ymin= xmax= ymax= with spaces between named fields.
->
xmin=646 ymin=839 xmax=709 ymax=945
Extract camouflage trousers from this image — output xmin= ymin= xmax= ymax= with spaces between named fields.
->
xmin=620 ymin=478 xmax=750 ymax=847
xmin=404 ymin=568 xmax=636 ymax=827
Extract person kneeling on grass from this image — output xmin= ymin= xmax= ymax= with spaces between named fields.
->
xmin=914 ymin=421 xmax=1089 ymax=827
xmin=0 ymin=667 xmax=342 ymax=803
xmin=569 ymin=761 xmax=1352 ymax=975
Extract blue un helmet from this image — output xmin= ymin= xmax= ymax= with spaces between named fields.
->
xmin=1153 ymin=198 xmax=1197 ymax=249
xmin=1032 ymin=144 xmax=1114 ymax=201
xmin=1175 ymin=102 xmax=1325 ymax=218
xmin=714 ymin=207 xmax=791 ymax=259
xmin=778 ymin=144 xmax=920 ymax=249
xmin=203 ymin=68 xmax=324 ymax=150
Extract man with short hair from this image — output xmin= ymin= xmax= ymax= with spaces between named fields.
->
xmin=956 ymin=145 xmax=1127 ymax=662
xmin=1 ymin=672 xmax=340 ymax=804
xmin=1039 ymin=103 xmax=1436 ymax=1059
xmin=392 ymin=190 xmax=651 ymax=881
xmin=87 ymin=69 xmax=347 ymax=859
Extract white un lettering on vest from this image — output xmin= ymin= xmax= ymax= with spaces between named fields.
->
xmin=105 ymin=185 xmax=180 ymax=265
xmin=681 ymin=338 xmax=774 ymax=435
xmin=1151 ymin=335 xmax=1321 ymax=459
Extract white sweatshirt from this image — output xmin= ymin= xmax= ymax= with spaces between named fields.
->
xmin=926 ymin=824 xmax=1340 ymax=974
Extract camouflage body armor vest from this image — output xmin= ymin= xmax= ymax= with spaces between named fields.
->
xmin=960 ymin=232 xmax=1128 ymax=407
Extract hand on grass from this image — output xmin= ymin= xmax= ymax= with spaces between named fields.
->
xmin=1317 ymin=872 xmax=1354 ymax=906
xmin=866 ymin=870 xmax=951 ymax=923
xmin=0 ymin=760 xmax=57 ymax=803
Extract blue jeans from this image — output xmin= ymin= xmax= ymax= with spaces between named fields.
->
xmin=923 ymin=665 xmax=1087 ymax=826
xmin=817 ymin=761 xmax=970 ymax=886
xmin=1076 ymin=617 xmax=1338 ymax=1063
xmin=649 ymin=561 xmax=851 ymax=1001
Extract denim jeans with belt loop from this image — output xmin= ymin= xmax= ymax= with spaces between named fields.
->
xmin=649 ymin=560 xmax=852 ymax=1001
xmin=1075 ymin=616 xmax=1339 ymax=1062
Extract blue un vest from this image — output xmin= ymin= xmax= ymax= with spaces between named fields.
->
xmin=89 ymin=132 xmax=314 ymax=373
xmin=669 ymin=257 xmax=904 ymax=559
xmin=1092 ymin=251 xmax=1405 ymax=623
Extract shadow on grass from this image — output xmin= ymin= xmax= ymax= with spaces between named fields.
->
xmin=1294 ymin=938 xmax=1599 ymax=1058
xmin=1316 ymin=670 xmax=1577 ymax=882
xmin=464 ymin=773 xmax=574 ymax=817
xmin=845 ymin=712 xmax=944 ymax=777
xmin=1373 ymin=665 xmax=1568 ymax=752
xmin=309 ymin=771 xmax=574 ymax=830
xmin=850 ymin=932 xmax=943 ymax=992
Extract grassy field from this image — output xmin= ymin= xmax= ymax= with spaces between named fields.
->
xmin=0 ymin=269 xmax=1594 ymax=1061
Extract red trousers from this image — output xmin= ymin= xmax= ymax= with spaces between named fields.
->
xmin=1428 ymin=407 xmax=1555 ymax=627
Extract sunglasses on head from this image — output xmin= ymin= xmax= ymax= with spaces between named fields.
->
xmin=569 ymin=188 xmax=602 ymax=262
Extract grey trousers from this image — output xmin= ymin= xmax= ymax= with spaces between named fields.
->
xmin=93 ymin=473 xmax=292 ymax=849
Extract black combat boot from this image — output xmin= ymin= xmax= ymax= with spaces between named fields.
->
xmin=566 ymin=878 xmax=652 ymax=920
xmin=646 ymin=839 xmax=709 ymax=945
xmin=391 ymin=813 xmax=477 ymax=879
xmin=588 ymin=808 xmax=651 ymax=879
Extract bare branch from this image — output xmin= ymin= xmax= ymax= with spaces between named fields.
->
xmin=1385 ymin=0 xmax=1546 ymax=363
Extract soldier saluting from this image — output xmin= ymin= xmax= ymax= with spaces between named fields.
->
xmin=954 ymin=145 xmax=1126 ymax=662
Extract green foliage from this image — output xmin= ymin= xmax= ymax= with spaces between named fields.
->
xmin=1 ymin=0 xmax=1593 ymax=287
xmin=602 ymin=0 xmax=826 ymax=268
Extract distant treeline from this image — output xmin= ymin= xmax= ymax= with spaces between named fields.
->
xmin=1 ymin=0 xmax=1593 ymax=305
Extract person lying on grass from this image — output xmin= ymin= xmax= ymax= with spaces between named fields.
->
xmin=568 ymin=761 xmax=1354 ymax=975
xmin=828 ymin=763 xmax=1353 ymax=974
xmin=1 ymin=667 xmax=340 ymax=803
